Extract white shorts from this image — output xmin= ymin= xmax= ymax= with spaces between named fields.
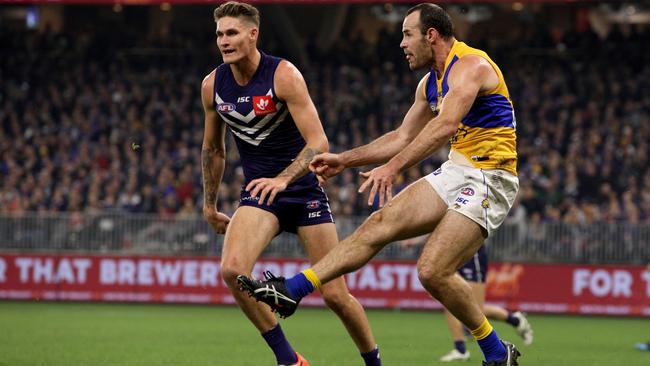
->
xmin=424 ymin=160 xmax=519 ymax=235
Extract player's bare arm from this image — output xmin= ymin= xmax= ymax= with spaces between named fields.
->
xmin=201 ymin=71 xmax=231 ymax=233
xmin=246 ymin=60 xmax=329 ymax=205
xmin=360 ymin=55 xmax=498 ymax=206
xmin=310 ymin=74 xmax=434 ymax=183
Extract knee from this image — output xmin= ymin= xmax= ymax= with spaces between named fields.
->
xmin=417 ymin=261 xmax=448 ymax=295
xmin=321 ymin=287 xmax=351 ymax=313
xmin=366 ymin=209 xmax=390 ymax=228
xmin=352 ymin=209 xmax=391 ymax=247
xmin=219 ymin=260 xmax=247 ymax=288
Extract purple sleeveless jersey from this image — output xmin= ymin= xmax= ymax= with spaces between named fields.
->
xmin=213 ymin=52 xmax=333 ymax=233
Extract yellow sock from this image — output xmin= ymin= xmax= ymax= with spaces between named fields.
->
xmin=470 ymin=318 xmax=493 ymax=340
xmin=302 ymin=268 xmax=322 ymax=290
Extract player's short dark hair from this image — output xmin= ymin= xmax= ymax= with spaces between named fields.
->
xmin=407 ymin=3 xmax=454 ymax=39
xmin=213 ymin=1 xmax=260 ymax=27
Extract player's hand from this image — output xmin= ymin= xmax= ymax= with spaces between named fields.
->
xmin=245 ymin=177 xmax=290 ymax=205
xmin=203 ymin=206 xmax=230 ymax=234
xmin=309 ymin=153 xmax=346 ymax=185
xmin=358 ymin=163 xmax=398 ymax=207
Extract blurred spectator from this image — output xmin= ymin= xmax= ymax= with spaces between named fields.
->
xmin=1 ymin=21 xmax=649 ymax=228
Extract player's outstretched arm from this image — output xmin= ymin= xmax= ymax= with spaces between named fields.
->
xmin=360 ymin=55 xmax=498 ymax=206
xmin=309 ymin=74 xmax=435 ymax=182
xmin=246 ymin=60 xmax=328 ymax=205
xmin=201 ymin=71 xmax=230 ymax=234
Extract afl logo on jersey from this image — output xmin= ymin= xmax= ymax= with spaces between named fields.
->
xmin=253 ymin=96 xmax=277 ymax=116
xmin=217 ymin=103 xmax=236 ymax=113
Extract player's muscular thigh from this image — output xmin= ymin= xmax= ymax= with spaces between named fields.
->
xmin=357 ymin=179 xmax=447 ymax=243
xmin=220 ymin=207 xmax=280 ymax=283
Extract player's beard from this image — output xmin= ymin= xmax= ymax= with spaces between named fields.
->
xmin=411 ymin=39 xmax=435 ymax=71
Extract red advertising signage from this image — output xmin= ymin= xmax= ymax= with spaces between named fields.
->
xmin=1 ymin=254 xmax=649 ymax=316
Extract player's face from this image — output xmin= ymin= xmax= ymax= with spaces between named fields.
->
xmin=400 ymin=11 xmax=434 ymax=71
xmin=216 ymin=16 xmax=258 ymax=64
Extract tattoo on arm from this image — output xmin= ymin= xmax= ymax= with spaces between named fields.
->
xmin=278 ymin=147 xmax=320 ymax=183
xmin=202 ymin=147 xmax=223 ymax=207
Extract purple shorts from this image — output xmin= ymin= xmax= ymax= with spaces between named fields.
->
xmin=239 ymin=184 xmax=334 ymax=233
xmin=458 ymin=245 xmax=488 ymax=283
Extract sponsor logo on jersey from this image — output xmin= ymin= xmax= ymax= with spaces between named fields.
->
xmin=217 ymin=103 xmax=236 ymax=113
xmin=306 ymin=200 xmax=321 ymax=209
xmin=460 ymin=187 xmax=475 ymax=196
xmin=237 ymin=96 xmax=251 ymax=103
xmin=253 ymin=96 xmax=276 ymax=115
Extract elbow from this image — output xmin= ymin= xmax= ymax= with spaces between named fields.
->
xmin=321 ymin=139 xmax=330 ymax=153
xmin=395 ymin=130 xmax=414 ymax=149
xmin=308 ymin=136 xmax=329 ymax=153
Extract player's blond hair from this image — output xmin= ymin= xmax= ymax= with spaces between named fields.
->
xmin=213 ymin=1 xmax=260 ymax=27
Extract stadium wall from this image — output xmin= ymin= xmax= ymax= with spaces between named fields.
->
xmin=1 ymin=254 xmax=648 ymax=317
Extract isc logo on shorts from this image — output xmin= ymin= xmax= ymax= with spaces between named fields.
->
xmin=455 ymin=197 xmax=469 ymax=205
xmin=308 ymin=211 xmax=322 ymax=218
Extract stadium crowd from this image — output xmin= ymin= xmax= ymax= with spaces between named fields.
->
xmin=1 ymin=21 xmax=649 ymax=229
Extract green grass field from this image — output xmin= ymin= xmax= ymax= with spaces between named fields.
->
xmin=0 ymin=301 xmax=648 ymax=366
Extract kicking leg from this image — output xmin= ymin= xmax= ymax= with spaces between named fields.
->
xmin=238 ymin=179 xmax=446 ymax=316
xmin=311 ymin=178 xmax=447 ymax=284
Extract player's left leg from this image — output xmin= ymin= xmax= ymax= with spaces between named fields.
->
xmin=483 ymin=304 xmax=533 ymax=346
xmin=417 ymin=211 xmax=519 ymax=365
xmin=297 ymin=223 xmax=381 ymax=366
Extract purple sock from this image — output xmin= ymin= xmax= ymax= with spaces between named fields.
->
xmin=506 ymin=313 xmax=520 ymax=327
xmin=360 ymin=346 xmax=381 ymax=366
xmin=455 ymin=340 xmax=467 ymax=354
xmin=261 ymin=324 xmax=297 ymax=365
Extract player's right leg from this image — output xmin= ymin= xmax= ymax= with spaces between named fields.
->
xmin=239 ymin=178 xmax=448 ymax=314
xmin=221 ymin=206 xmax=303 ymax=365
xmin=296 ymin=178 xmax=448 ymax=285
